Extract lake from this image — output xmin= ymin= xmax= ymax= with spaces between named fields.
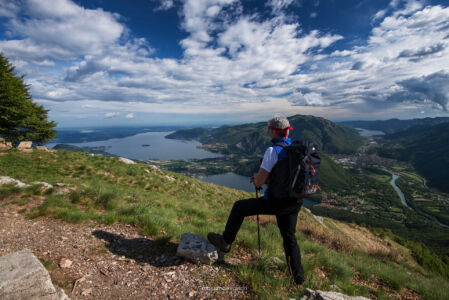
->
xmin=45 ymin=130 xmax=318 ymax=206
xmin=199 ymin=172 xmax=319 ymax=206
xmin=45 ymin=131 xmax=222 ymax=161
xmin=356 ymin=128 xmax=385 ymax=137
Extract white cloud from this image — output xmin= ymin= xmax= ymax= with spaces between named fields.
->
xmin=0 ymin=1 xmax=20 ymax=18
xmin=0 ymin=0 xmax=124 ymax=62
xmin=153 ymin=0 xmax=174 ymax=11
xmin=1 ymin=0 xmax=449 ymax=125
xmin=267 ymin=0 xmax=297 ymax=15
xmin=104 ymin=112 xmax=121 ymax=118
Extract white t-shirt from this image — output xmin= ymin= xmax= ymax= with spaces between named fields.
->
xmin=260 ymin=146 xmax=279 ymax=173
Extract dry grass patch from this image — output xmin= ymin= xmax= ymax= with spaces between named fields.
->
xmin=297 ymin=220 xmax=353 ymax=253
xmin=353 ymin=272 xmax=422 ymax=300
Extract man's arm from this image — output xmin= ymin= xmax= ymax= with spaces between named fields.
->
xmin=250 ymin=168 xmax=270 ymax=188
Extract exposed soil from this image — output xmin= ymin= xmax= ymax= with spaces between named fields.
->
xmin=0 ymin=196 xmax=252 ymax=300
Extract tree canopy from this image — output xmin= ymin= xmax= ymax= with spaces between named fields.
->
xmin=0 ymin=53 xmax=57 ymax=146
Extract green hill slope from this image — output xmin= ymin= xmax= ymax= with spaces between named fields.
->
xmin=340 ymin=117 xmax=449 ymax=134
xmin=379 ymin=122 xmax=449 ymax=193
xmin=167 ymin=115 xmax=364 ymax=155
xmin=1 ymin=148 xmax=448 ymax=299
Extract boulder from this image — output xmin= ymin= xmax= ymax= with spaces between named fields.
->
xmin=301 ymin=288 xmax=370 ymax=300
xmin=54 ymin=186 xmax=76 ymax=195
xmin=17 ymin=141 xmax=32 ymax=149
xmin=0 ymin=176 xmax=30 ymax=188
xmin=177 ymin=232 xmax=222 ymax=265
xmin=149 ymin=165 xmax=159 ymax=171
xmin=118 ymin=157 xmax=136 ymax=164
xmin=36 ymin=146 xmax=50 ymax=152
xmin=0 ymin=249 xmax=69 ymax=300
xmin=164 ymin=175 xmax=175 ymax=181
xmin=0 ymin=139 xmax=12 ymax=150
xmin=32 ymin=181 xmax=54 ymax=192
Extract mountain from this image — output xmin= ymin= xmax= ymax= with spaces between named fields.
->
xmin=167 ymin=115 xmax=364 ymax=155
xmin=47 ymin=126 xmax=183 ymax=144
xmin=340 ymin=117 xmax=449 ymax=134
xmin=0 ymin=148 xmax=448 ymax=299
xmin=164 ymin=128 xmax=209 ymax=140
xmin=378 ymin=122 xmax=449 ymax=193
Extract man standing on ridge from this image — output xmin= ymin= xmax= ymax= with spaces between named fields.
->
xmin=207 ymin=114 xmax=305 ymax=285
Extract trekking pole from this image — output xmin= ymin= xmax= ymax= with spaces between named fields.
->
xmin=256 ymin=186 xmax=261 ymax=258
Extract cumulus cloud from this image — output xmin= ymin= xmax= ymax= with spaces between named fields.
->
xmin=398 ymin=42 xmax=447 ymax=61
xmin=267 ymin=0 xmax=298 ymax=15
xmin=0 ymin=0 xmax=124 ymax=62
xmin=153 ymin=0 xmax=174 ymax=11
xmin=1 ymin=0 xmax=449 ymax=124
xmin=390 ymin=71 xmax=449 ymax=111
xmin=0 ymin=1 xmax=20 ymax=18
xmin=104 ymin=112 xmax=121 ymax=118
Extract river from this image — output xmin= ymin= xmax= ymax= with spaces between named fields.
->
xmin=389 ymin=174 xmax=413 ymax=210
xmin=356 ymin=128 xmax=385 ymax=137
xmin=389 ymin=173 xmax=449 ymax=228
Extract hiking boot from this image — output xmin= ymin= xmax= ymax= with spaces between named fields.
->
xmin=207 ymin=232 xmax=231 ymax=253
xmin=294 ymin=276 xmax=305 ymax=285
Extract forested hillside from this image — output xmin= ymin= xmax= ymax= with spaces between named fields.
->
xmin=167 ymin=115 xmax=364 ymax=155
xmin=377 ymin=122 xmax=449 ymax=193
xmin=340 ymin=117 xmax=449 ymax=134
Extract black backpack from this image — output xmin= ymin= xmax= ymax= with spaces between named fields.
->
xmin=268 ymin=140 xmax=321 ymax=200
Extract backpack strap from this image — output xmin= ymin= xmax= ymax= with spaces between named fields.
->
xmin=273 ymin=142 xmax=288 ymax=160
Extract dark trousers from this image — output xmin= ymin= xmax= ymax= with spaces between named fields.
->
xmin=222 ymin=197 xmax=305 ymax=283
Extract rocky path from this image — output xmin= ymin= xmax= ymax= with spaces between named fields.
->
xmin=0 ymin=196 xmax=251 ymax=299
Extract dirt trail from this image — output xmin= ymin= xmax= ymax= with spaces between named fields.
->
xmin=0 ymin=197 xmax=250 ymax=299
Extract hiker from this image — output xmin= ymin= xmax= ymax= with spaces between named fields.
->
xmin=208 ymin=115 xmax=305 ymax=285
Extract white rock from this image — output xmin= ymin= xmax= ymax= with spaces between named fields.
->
xmin=301 ymin=288 xmax=370 ymax=300
xmin=0 ymin=140 xmax=12 ymax=150
xmin=149 ymin=165 xmax=159 ymax=170
xmin=59 ymin=258 xmax=72 ymax=268
xmin=177 ymin=233 xmax=220 ymax=265
xmin=0 ymin=176 xmax=30 ymax=188
xmin=17 ymin=141 xmax=32 ymax=149
xmin=36 ymin=146 xmax=49 ymax=152
xmin=54 ymin=186 xmax=76 ymax=195
xmin=164 ymin=175 xmax=175 ymax=181
xmin=32 ymin=181 xmax=53 ymax=192
xmin=118 ymin=157 xmax=136 ymax=164
xmin=0 ymin=249 xmax=69 ymax=300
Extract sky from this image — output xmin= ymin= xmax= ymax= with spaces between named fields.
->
xmin=1 ymin=0 xmax=449 ymax=127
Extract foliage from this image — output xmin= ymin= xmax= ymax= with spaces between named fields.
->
xmin=340 ymin=117 xmax=449 ymax=134
xmin=165 ymin=128 xmax=209 ymax=140
xmin=1 ymin=150 xmax=449 ymax=299
xmin=378 ymin=122 xmax=449 ymax=193
xmin=167 ymin=114 xmax=364 ymax=155
xmin=0 ymin=53 xmax=57 ymax=145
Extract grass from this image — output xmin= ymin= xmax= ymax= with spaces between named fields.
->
xmin=1 ymin=148 xmax=449 ymax=299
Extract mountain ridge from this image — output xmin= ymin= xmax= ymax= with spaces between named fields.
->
xmin=167 ymin=114 xmax=364 ymax=155
xmin=339 ymin=117 xmax=449 ymax=134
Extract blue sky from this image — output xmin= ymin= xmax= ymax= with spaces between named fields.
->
xmin=1 ymin=0 xmax=449 ymax=127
